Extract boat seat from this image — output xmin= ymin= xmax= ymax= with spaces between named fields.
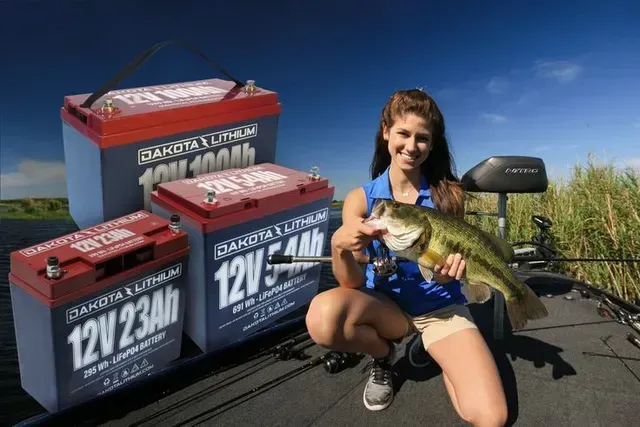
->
xmin=461 ymin=156 xmax=548 ymax=193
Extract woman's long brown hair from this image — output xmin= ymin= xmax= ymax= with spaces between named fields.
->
xmin=369 ymin=89 xmax=466 ymax=217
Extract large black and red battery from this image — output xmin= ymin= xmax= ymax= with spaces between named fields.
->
xmin=8 ymin=211 xmax=190 ymax=413
xmin=60 ymin=78 xmax=281 ymax=230
xmin=150 ymin=163 xmax=334 ymax=353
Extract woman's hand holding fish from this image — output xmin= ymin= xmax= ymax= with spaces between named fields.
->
xmin=433 ymin=253 xmax=466 ymax=283
xmin=331 ymin=218 xmax=383 ymax=252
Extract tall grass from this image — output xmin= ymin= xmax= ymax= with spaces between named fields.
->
xmin=465 ymin=156 xmax=640 ymax=304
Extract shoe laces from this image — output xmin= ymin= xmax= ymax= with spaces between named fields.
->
xmin=370 ymin=358 xmax=392 ymax=385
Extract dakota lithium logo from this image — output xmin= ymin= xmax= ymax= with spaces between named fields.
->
xmin=214 ymin=208 xmax=329 ymax=259
xmin=65 ymin=264 xmax=182 ymax=324
xmin=137 ymin=123 xmax=258 ymax=165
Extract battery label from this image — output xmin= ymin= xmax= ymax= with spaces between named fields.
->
xmin=183 ymin=165 xmax=289 ymax=198
xmin=208 ymin=202 xmax=329 ymax=345
xmin=58 ymin=262 xmax=185 ymax=404
xmin=110 ymin=81 xmax=228 ymax=109
xmin=136 ymin=131 xmax=258 ymax=210
xmin=18 ymin=212 xmax=149 ymax=258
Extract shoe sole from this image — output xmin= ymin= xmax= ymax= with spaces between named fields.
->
xmin=363 ymin=391 xmax=393 ymax=411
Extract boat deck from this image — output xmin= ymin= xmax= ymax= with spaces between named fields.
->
xmin=13 ymin=271 xmax=640 ymax=427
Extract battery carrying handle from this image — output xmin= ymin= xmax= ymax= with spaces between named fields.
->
xmin=80 ymin=39 xmax=245 ymax=109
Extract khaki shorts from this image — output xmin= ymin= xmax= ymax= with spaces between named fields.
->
xmin=408 ymin=303 xmax=478 ymax=350
xmin=362 ymin=287 xmax=478 ymax=350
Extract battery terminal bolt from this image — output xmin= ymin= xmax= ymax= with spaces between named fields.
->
xmin=308 ymin=166 xmax=320 ymax=181
xmin=169 ymin=214 xmax=181 ymax=234
xmin=244 ymin=80 xmax=257 ymax=94
xmin=204 ymin=189 xmax=218 ymax=205
xmin=46 ymin=256 xmax=62 ymax=280
xmin=101 ymin=99 xmax=116 ymax=114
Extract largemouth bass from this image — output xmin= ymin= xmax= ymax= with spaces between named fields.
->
xmin=364 ymin=199 xmax=548 ymax=330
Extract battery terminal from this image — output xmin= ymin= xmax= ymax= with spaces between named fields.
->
xmin=204 ymin=189 xmax=218 ymax=205
xmin=46 ymin=256 xmax=63 ymax=280
xmin=244 ymin=80 xmax=257 ymax=94
xmin=308 ymin=166 xmax=320 ymax=181
xmin=97 ymin=98 xmax=120 ymax=118
xmin=169 ymin=214 xmax=181 ymax=234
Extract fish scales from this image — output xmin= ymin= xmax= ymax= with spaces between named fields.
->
xmin=424 ymin=213 xmax=521 ymax=297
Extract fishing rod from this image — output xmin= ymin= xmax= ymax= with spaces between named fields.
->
xmin=270 ymin=251 xmax=640 ymax=345
xmin=575 ymin=284 xmax=640 ymax=353
xmin=268 ymin=252 xmax=408 ymax=277
xmin=268 ymin=253 xmax=640 ymax=267
xmin=170 ymin=350 xmax=362 ymax=426
xmin=513 ymin=256 xmax=640 ymax=263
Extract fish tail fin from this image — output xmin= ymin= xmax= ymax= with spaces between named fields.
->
xmin=505 ymin=285 xmax=549 ymax=331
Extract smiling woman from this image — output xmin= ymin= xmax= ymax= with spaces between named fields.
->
xmin=305 ymin=89 xmax=508 ymax=426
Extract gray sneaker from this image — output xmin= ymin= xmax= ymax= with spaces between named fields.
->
xmin=362 ymin=343 xmax=395 ymax=411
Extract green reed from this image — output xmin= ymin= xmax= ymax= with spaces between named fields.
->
xmin=465 ymin=156 xmax=640 ymax=304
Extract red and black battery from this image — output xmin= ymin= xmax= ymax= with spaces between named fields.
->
xmin=60 ymin=78 xmax=281 ymax=230
xmin=150 ymin=163 xmax=334 ymax=353
xmin=8 ymin=211 xmax=190 ymax=413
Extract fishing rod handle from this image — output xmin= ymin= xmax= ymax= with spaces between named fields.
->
xmin=266 ymin=254 xmax=412 ymax=265
xmin=627 ymin=333 xmax=640 ymax=350
xmin=267 ymin=254 xmax=332 ymax=264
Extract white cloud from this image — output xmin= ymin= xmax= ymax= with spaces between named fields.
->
xmin=0 ymin=159 xmax=67 ymax=199
xmin=533 ymin=60 xmax=583 ymax=83
xmin=486 ymin=77 xmax=509 ymax=94
xmin=516 ymin=90 xmax=539 ymax=105
xmin=481 ymin=113 xmax=508 ymax=124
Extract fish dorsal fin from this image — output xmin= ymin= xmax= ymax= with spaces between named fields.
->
xmin=479 ymin=229 xmax=514 ymax=261
xmin=461 ymin=279 xmax=493 ymax=303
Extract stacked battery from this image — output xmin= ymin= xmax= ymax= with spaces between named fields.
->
xmin=151 ymin=163 xmax=334 ymax=352
xmin=8 ymin=77 xmax=335 ymax=414
xmin=60 ymin=78 xmax=281 ymax=229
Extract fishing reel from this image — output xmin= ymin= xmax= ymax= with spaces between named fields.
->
xmin=322 ymin=351 xmax=357 ymax=374
xmin=371 ymin=244 xmax=397 ymax=277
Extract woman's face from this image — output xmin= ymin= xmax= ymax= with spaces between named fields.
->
xmin=383 ymin=113 xmax=432 ymax=172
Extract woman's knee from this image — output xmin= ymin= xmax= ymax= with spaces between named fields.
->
xmin=305 ymin=289 xmax=349 ymax=347
xmin=464 ymin=400 xmax=508 ymax=427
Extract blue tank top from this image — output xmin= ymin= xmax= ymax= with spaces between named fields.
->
xmin=361 ymin=166 xmax=466 ymax=316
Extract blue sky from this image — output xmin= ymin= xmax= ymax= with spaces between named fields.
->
xmin=1 ymin=0 xmax=638 ymax=200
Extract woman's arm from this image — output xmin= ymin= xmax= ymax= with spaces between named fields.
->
xmin=330 ymin=188 xmax=377 ymax=289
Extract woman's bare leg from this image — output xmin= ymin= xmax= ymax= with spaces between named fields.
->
xmin=427 ymin=328 xmax=508 ymax=427
xmin=305 ymin=287 xmax=410 ymax=357
xmin=306 ymin=287 xmax=411 ymax=411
